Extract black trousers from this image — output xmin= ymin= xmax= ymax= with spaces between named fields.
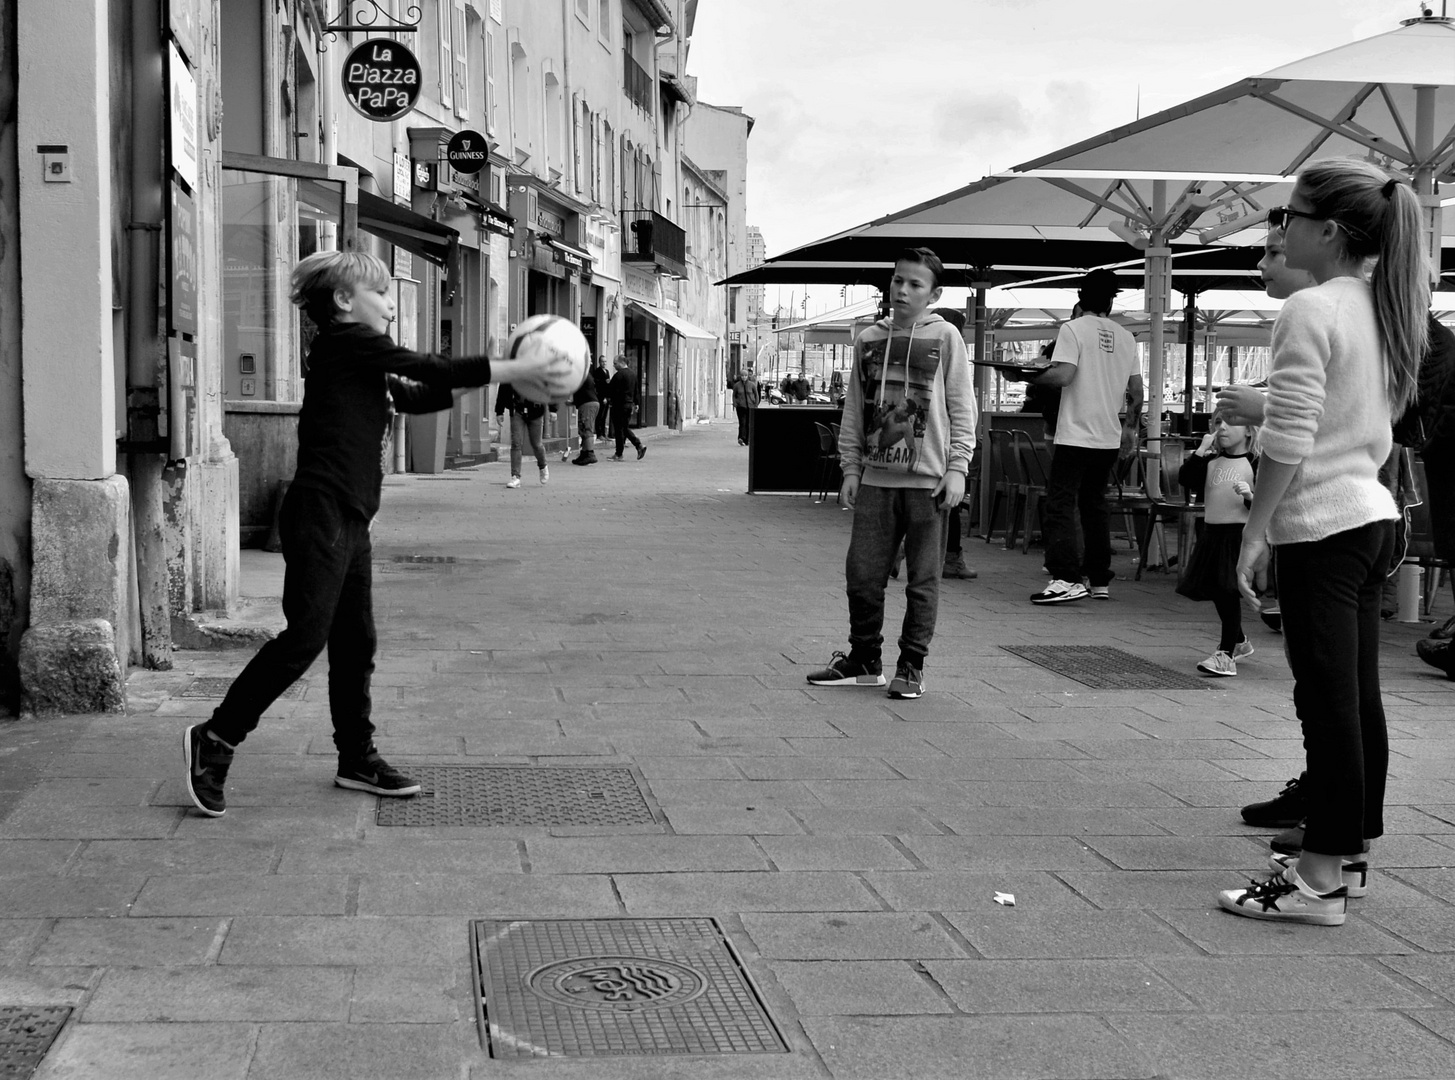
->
xmin=612 ymin=407 xmax=643 ymax=455
xmin=1043 ymin=444 xmax=1119 ymax=586
xmin=207 ymin=486 xmax=377 ymax=755
xmin=1280 ymin=519 xmax=1396 ymax=856
xmin=735 ymin=406 xmax=750 ymax=443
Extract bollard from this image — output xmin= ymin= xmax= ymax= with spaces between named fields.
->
xmin=1397 ymin=562 xmax=1424 ymax=623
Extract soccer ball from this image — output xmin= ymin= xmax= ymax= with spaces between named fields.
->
xmin=506 ymin=314 xmax=590 ymax=404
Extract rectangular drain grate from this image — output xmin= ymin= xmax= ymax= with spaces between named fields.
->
xmin=375 ymin=766 xmax=658 ymax=827
xmin=178 ymin=677 xmax=305 ymax=700
xmin=0 ymin=1006 xmax=70 ymax=1079
xmin=472 ymin=917 xmax=787 ymax=1058
xmin=1001 ymin=644 xmax=1209 ymax=690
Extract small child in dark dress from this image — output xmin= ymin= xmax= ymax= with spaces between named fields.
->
xmin=1178 ymin=417 xmax=1259 ymax=676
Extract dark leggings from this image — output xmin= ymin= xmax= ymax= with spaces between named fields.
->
xmin=1212 ymin=596 xmax=1243 ymax=654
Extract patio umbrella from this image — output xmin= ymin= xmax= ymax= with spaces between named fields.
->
xmin=1010 ymin=13 xmax=1455 ymax=451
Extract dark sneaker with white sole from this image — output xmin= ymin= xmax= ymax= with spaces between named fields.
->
xmin=335 ymin=749 xmax=421 ymax=797
xmin=183 ymin=723 xmax=233 ymax=817
xmin=887 ymin=661 xmax=925 ymax=699
xmin=1241 ymin=774 xmax=1307 ymax=828
xmin=806 ymin=651 xmax=885 ymax=687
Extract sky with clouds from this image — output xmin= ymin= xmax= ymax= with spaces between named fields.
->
xmin=685 ymin=0 xmax=1425 ymax=296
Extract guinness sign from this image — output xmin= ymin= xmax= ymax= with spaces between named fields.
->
xmin=446 ymin=129 xmax=490 ymax=175
xmin=342 ymin=38 xmax=421 ymax=122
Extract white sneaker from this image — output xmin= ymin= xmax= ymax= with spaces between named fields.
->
xmin=1197 ymin=650 xmax=1236 ymax=676
xmin=1030 ymin=579 xmax=1089 ymax=604
xmin=1089 ymin=584 xmax=1110 ymax=600
xmin=1217 ymin=870 xmax=1346 ymax=925
xmin=1232 ymin=637 xmax=1254 ymax=661
xmin=1268 ymin=852 xmax=1369 ymax=898
xmin=540 ymin=465 xmax=550 ymax=485
xmin=505 ymin=476 xmax=522 ymax=489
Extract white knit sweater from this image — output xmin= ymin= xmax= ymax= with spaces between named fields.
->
xmin=1260 ymin=276 xmax=1397 ymax=545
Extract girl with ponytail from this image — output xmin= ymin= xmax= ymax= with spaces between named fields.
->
xmin=1219 ymin=158 xmax=1430 ymax=926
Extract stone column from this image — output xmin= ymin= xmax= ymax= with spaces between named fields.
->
xmin=16 ymin=0 xmax=128 ymax=712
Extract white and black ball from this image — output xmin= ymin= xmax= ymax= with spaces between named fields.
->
xmin=506 ymin=314 xmax=590 ymax=404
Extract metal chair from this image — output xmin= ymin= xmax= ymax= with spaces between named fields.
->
xmin=812 ymin=422 xmax=841 ymax=504
xmin=984 ymin=428 xmax=1026 ymax=548
xmin=1010 ymin=429 xmax=1051 ymax=553
xmin=1135 ymin=442 xmax=1204 ymax=581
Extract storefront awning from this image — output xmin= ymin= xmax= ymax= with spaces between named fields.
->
xmin=357 ymin=189 xmax=458 ymax=267
xmin=627 ymin=300 xmax=720 ymax=342
xmin=545 ymin=237 xmax=593 ymax=275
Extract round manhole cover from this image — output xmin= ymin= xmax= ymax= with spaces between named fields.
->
xmin=524 ymin=955 xmax=707 ymax=1012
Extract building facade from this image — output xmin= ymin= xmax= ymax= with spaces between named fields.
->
xmin=744 ymin=223 xmax=766 ymax=371
xmin=0 ymin=0 xmax=709 ymax=713
xmin=681 ymin=100 xmax=751 ymax=378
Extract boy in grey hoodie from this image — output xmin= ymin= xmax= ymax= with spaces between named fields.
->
xmin=807 ymin=248 xmax=977 ymax=698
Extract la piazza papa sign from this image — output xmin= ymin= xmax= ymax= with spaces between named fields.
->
xmin=342 ymin=38 xmax=421 ymax=122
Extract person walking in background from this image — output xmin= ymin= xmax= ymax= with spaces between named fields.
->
xmin=805 ymin=248 xmax=977 ymax=700
xmin=609 ymin=355 xmax=646 ymax=461
xmin=730 ymin=363 xmax=760 ymax=446
xmin=494 ymin=383 xmax=555 ymax=488
xmin=1014 ymin=270 xmax=1142 ymax=604
xmin=571 ymin=359 xmax=600 ymax=466
xmin=591 ymin=355 xmax=612 ymax=441
xmin=1217 ymin=159 xmax=1427 ymax=926
xmin=1176 ymin=417 xmax=1260 ymax=676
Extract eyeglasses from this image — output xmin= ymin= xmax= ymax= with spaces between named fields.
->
xmin=1266 ymin=206 xmax=1325 ymax=231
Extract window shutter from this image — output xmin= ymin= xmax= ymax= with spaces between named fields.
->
xmin=437 ymin=0 xmax=453 ymax=110
xmin=452 ymin=0 xmax=468 ymax=118
xmin=572 ymin=94 xmax=582 ymax=193
xmin=485 ymin=29 xmax=496 ymax=133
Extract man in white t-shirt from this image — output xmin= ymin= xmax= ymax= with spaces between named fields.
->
xmin=1020 ymin=270 xmax=1142 ymax=604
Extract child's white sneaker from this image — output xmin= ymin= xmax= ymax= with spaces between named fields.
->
xmin=1197 ymin=650 xmax=1237 ymax=677
xmin=1232 ymin=637 xmax=1254 ymax=661
xmin=540 ymin=465 xmax=549 ymax=485
xmin=505 ymin=476 xmax=522 ymax=489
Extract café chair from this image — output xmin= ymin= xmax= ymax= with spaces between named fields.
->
xmin=812 ymin=422 xmax=841 ymax=505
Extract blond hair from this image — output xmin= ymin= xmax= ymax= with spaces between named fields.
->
xmin=1297 ymin=158 xmax=1431 ymax=412
xmin=290 ymin=250 xmax=390 ymax=326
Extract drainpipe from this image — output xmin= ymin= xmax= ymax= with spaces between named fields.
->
xmin=126 ymin=0 xmax=173 ymax=668
xmin=317 ymin=4 xmax=337 ymax=249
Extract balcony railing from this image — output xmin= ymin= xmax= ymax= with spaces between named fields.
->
xmin=623 ymin=51 xmax=652 ymax=113
xmin=621 ymin=209 xmax=687 ymax=279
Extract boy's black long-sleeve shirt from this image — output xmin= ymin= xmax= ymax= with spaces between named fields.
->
xmin=292 ymin=322 xmax=492 ymax=519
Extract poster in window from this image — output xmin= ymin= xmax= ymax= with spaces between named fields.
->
xmin=168 ymin=179 xmax=198 ymax=337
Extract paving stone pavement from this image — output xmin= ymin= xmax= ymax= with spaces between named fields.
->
xmin=4 ymin=419 xmax=1455 ymax=1079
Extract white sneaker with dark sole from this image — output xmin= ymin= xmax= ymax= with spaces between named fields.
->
xmin=1197 ymin=650 xmax=1237 ymax=676
xmin=1030 ymin=579 xmax=1089 ymax=604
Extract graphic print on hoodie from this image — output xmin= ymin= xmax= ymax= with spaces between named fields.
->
xmin=858 ymin=329 xmax=944 ymax=472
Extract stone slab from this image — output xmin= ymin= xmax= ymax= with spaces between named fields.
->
xmin=524 ymin=835 xmax=769 ymax=874
xmin=217 ymin=917 xmax=463 ymax=966
xmin=33 ymin=1022 xmax=256 ymax=1080
xmin=742 ymin=912 xmax=967 ymax=960
xmin=924 ymin=958 xmax=1193 ymax=1013
xmin=83 ymin=966 xmax=353 ymax=1022
xmin=129 ymin=874 xmax=350 ymax=916
xmin=771 ymin=960 xmax=953 ymax=1015
xmin=896 ymin=835 xmax=1112 ymax=872
xmin=756 ymin=836 xmax=917 ymax=871
xmin=943 ymin=909 xmax=1201 ymax=959
xmin=30 ymin=918 xmax=223 ymax=967
xmin=1146 ymin=955 xmax=1436 ymax=1010
xmin=355 ymin=873 xmax=621 ymax=916
xmin=244 ymin=1022 xmax=470 ymax=1080
xmin=614 ymin=871 xmax=879 ymax=914
xmin=275 ymin=838 xmax=523 ymax=875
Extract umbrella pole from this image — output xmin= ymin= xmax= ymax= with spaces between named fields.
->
xmin=1145 ymin=180 xmax=1168 ymax=499
xmin=972 ymin=281 xmax=990 ymax=536
xmin=1182 ymin=291 xmax=1197 ymax=435
xmin=1416 ymin=85 xmax=1442 ymax=287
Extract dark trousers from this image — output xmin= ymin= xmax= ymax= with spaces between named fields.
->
xmin=1212 ymin=596 xmax=1243 ymax=654
xmin=207 ymin=486 xmax=376 ymax=755
xmin=576 ymin=402 xmax=599 ymax=458
xmin=612 ymin=408 xmax=643 ymax=455
xmin=1280 ymin=519 xmax=1396 ymax=856
xmin=845 ymin=484 xmax=947 ymax=668
xmin=1043 ymin=444 xmax=1120 ymax=586
xmin=735 ymin=405 xmax=750 ymax=443
xmin=595 ymin=401 xmax=609 ymax=438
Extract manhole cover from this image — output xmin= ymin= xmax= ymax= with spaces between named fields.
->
xmin=375 ymin=766 xmax=657 ymax=827
xmin=1001 ymin=645 xmax=1210 ymax=690
xmin=178 ymin=677 xmax=305 ymax=700
xmin=0 ymin=1007 xmax=70 ymax=1079
xmin=472 ymin=918 xmax=787 ymax=1058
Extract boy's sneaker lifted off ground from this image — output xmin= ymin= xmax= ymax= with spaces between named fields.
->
xmin=183 ymin=724 xmax=234 ymax=817
xmin=335 ymin=748 xmax=421 ymax=797
xmin=1030 ymin=579 xmax=1089 ymax=604
xmin=806 ymin=651 xmax=885 ymax=687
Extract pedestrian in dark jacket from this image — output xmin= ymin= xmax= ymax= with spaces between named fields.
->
xmin=730 ymin=365 xmax=760 ymax=445
xmin=494 ymin=384 xmax=556 ymax=487
xmin=609 ymin=355 xmax=646 ymax=460
xmin=591 ymin=357 xmax=612 ymax=439
xmin=183 ymin=250 xmax=572 ymax=818
xmin=572 ymin=362 xmax=600 ymax=465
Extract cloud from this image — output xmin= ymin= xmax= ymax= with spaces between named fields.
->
xmin=932 ymin=92 xmax=1031 ymax=144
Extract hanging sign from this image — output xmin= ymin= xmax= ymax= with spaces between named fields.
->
xmin=445 ymin=130 xmax=490 ymax=175
xmin=342 ymin=38 xmax=422 ymax=122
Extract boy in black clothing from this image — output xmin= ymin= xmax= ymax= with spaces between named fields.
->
xmin=183 ymin=251 xmax=574 ymax=817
